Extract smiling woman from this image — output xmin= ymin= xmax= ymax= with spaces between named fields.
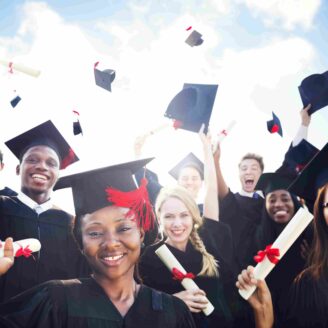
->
xmin=0 ymin=159 xmax=196 ymax=328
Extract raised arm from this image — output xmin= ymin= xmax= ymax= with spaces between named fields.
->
xmin=292 ymin=104 xmax=311 ymax=147
xmin=236 ymin=266 xmax=274 ymax=328
xmin=199 ymin=125 xmax=219 ymax=221
xmin=213 ymin=142 xmax=229 ymax=200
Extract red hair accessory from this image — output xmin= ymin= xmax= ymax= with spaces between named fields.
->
xmin=172 ymin=267 xmax=195 ymax=281
xmin=254 ymin=244 xmax=280 ymax=264
xmin=60 ymin=148 xmax=75 ymax=169
xmin=105 ymin=178 xmax=155 ymax=231
xmin=16 ymin=245 xmax=33 ymax=258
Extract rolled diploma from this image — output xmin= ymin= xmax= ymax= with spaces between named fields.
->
xmin=147 ymin=122 xmax=170 ymax=136
xmin=217 ymin=120 xmax=236 ymax=143
xmin=0 ymin=238 xmax=41 ymax=258
xmin=0 ymin=59 xmax=41 ymax=77
xmin=155 ymin=244 xmax=214 ymax=316
xmin=239 ymin=207 xmax=313 ymax=300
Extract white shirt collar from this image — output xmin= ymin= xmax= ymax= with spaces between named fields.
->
xmin=239 ymin=189 xmax=264 ymax=198
xmin=17 ymin=192 xmax=53 ymax=214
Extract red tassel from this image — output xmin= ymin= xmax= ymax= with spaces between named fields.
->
xmin=105 ymin=178 xmax=155 ymax=231
xmin=15 ymin=245 xmax=33 ymax=258
xmin=173 ymin=120 xmax=183 ymax=130
xmin=60 ymin=148 xmax=75 ymax=169
xmin=271 ymin=124 xmax=279 ymax=133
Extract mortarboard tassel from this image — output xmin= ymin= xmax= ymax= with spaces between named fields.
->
xmin=106 ymin=178 xmax=155 ymax=231
xmin=60 ymin=148 xmax=76 ymax=170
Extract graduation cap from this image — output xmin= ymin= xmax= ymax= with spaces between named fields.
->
xmin=279 ymin=139 xmax=319 ymax=176
xmin=185 ymin=30 xmax=204 ymax=47
xmin=54 ymin=158 xmax=155 ymax=231
xmin=288 ymin=142 xmax=328 ymax=203
xmin=5 ymin=120 xmax=79 ymax=170
xmin=255 ymin=171 xmax=295 ymax=196
xmin=165 ymin=83 xmax=218 ymax=134
xmin=73 ymin=120 xmax=83 ymax=136
xmin=267 ymin=112 xmax=283 ymax=137
xmin=94 ymin=62 xmax=115 ymax=92
xmin=298 ymin=71 xmax=328 ymax=115
xmin=168 ymin=152 xmax=204 ymax=180
xmin=10 ymin=95 xmax=21 ymax=108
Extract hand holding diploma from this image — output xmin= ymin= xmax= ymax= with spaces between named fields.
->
xmin=0 ymin=238 xmax=41 ymax=259
xmin=155 ymin=244 xmax=214 ymax=315
xmin=238 ymin=207 xmax=313 ymax=300
xmin=0 ymin=238 xmax=14 ymax=276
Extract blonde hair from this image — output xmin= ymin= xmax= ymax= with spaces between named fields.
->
xmin=155 ymin=186 xmax=219 ymax=277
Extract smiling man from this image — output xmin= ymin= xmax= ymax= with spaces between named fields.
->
xmin=0 ymin=120 xmax=89 ymax=302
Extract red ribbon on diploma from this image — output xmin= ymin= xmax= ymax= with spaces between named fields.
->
xmin=173 ymin=120 xmax=183 ymax=130
xmin=172 ymin=267 xmax=195 ymax=281
xmin=16 ymin=245 xmax=33 ymax=258
xmin=220 ymin=129 xmax=228 ymax=136
xmin=254 ymin=244 xmax=280 ymax=264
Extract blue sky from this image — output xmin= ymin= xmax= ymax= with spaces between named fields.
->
xmin=0 ymin=0 xmax=327 ymax=212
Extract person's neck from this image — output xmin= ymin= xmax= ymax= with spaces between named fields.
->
xmin=165 ymin=238 xmax=188 ymax=252
xmin=21 ymin=188 xmax=51 ymax=204
xmin=93 ymin=271 xmax=138 ymax=304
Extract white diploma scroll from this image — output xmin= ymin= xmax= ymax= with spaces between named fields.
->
xmin=0 ymin=59 xmax=41 ymax=77
xmin=155 ymin=244 xmax=214 ymax=316
xmin=239 ymin=207 xmax=313 ymax=300
xmin=0 ymin=238 xmax=41 ymax=258
xmin=147 ymin=122 xmax=170 ymax=136
xmin=217 ymin=120 xmax=236 ymax=143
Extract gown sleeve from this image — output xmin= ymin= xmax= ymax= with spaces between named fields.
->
xmin=0 ymin=280 xmax=67 ymax=328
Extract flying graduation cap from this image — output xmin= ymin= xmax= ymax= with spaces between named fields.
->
xmin=298 ymin=71 xmax=328 ymax=115
xmin=72 ymin=110 xmax=83 ymax=136
xmin=267 ymin=112 xmax=283 ymax=137
xmin=10 ymin=95 xmax=21 ymax=108
xmin=165 ymin=83 xmax=218 ymax=134
xmin=169 ymin=152 xmax=204 ymax=180
xmin=5 ymin=120 xmax=79 ymax=170
xmin=185 ymin=30 xmax=204 ymax=47
xmin=94 ymin=62 xmax=116 ymax=92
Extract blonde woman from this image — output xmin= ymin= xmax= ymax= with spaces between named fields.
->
xmin=139 ymin=128 xmax=236 ymax=328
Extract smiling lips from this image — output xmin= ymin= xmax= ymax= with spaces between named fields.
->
xmin=101 ymin=253 xmax=125 ymax=266
xmin=31 ymin=174 xmax=48 ymax=182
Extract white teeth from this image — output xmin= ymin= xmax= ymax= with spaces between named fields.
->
xmin=32 ymin=174 xmax=47 ymax=180
xmin=275 ymin=210 xmax=287 ymax=215
xmin=103 ymin=254 xmax=124 ymax=261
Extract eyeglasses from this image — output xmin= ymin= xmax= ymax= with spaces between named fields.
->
xmin=323 ymin=202 xmax=328 ymax=208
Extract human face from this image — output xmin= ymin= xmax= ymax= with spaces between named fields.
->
xmin=266 ymin=190 xmax=295 ymax=224
xmin=239 ymin=159 xmax=262 ymax=193
xmin=323 ymin=188 xmax=328 ymax=226
xmin=81 ymin=206 xmax=144 ymax=282
xmin=18 ymin=146 xmax=60 ymax=197
xmin=159 ymin=197 xmax=193 ymax=251
xmin=178 ymin=166 xmax=202 ymax=199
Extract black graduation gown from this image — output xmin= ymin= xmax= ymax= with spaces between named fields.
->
xmin=0 ymin=196 xmax=90 ymax=302
xmin=282 ymin=271 xmax=328 ymax=328
xmin=219 ymin=190 xmax=264 ymax=271
xmin=139 ymin=218 xmax=238 ymax=328
xmin=0 ymin=278 xmax=196 ymax=328
xmin=0 ymin=187 xmax=17 ymax=197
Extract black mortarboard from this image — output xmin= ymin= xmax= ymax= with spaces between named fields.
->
xmin=289 ymin=142 xmax=328 ymax=203
xmin=279 ymin=139 xmax=318 ymax=176
xmin=185 ymin=30 xmax=204 ymax=47
xmin=54 ymin=158 xmax=154 ymax=221
xmin=255 ymin=170 xmax=295 ymax=196
xmin=94 ymin=65 xmax=116 ymax=92
xmin=5 ymin=120 xmax=79 ymax=170
xmin=165 ymin=83 xmax=218 ymax=134
xmin=10 ymin=95 xmax=21 ymax=108
xmin=266 ymin=112 xmax=283 ymax=137
xmin=298 ymin=71 xmax=328 ymax=115
xmin=73 ymin=120 xmax=83 ymax=136
xmin=169 ymin=152 xmax=204 ymax=180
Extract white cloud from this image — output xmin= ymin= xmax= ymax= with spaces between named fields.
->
xmin=238 ymin=0 xmax=321 ymax=30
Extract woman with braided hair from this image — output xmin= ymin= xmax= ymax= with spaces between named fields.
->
xmin=139 ymin=127 xmax=238 ymax=328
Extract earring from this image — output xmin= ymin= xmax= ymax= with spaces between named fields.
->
xmin=194 ymin=223 xmax=199 ymax=230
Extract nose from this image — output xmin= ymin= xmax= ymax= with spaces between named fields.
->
xmin=101 ymin=232 xmax=120 ymax=249
xmin=35 ymin=160 xmax=48 ymax=171
xmin=171 ymin=217 xmax=183 ymax=227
